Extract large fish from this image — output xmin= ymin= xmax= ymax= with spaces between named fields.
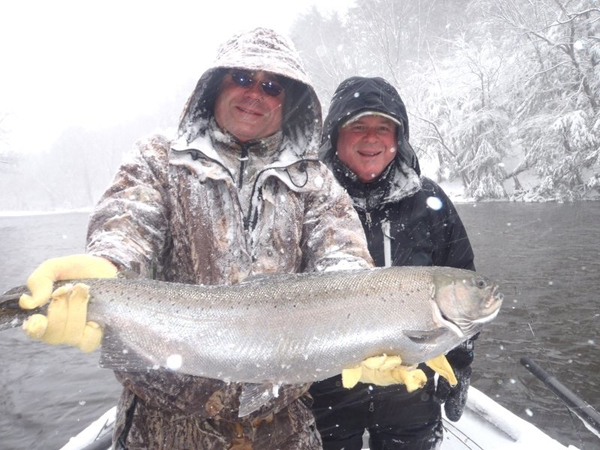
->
xmin=1 ymin=266 xmax=502 ymax=386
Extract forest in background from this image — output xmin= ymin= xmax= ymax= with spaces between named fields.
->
xmin=1 ymin=0 xmax=599 ymax=211
xmin=291 ymin=0 xmax=600 ymax=202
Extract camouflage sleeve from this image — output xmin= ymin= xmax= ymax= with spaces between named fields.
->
xmin=85 ymin=134 xmax=171 ymax=276
xmin=300 ymin=165 xmax=373 ymax=272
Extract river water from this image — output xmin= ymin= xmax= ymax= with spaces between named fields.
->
xmin=0 ymin=202 xmax=598 ymax=449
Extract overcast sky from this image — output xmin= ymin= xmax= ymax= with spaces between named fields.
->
xmin=1 ymin=0 xmax=353 ymax=153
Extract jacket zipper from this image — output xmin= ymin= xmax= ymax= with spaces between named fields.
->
xmin=237 ymin=144 xmax=252 ymax=230
xmin=382 ymin=220 xmax=392 ymax=267
xmin=186 ymin=148 xmax=255 ymax=232
xmin=238 ymin=144 xmax=249 ymax=189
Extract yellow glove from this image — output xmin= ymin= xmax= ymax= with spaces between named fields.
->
xmin=342 ymin=353 xmax=457 ymax=392
xmin=342 ymin=354 xmax=427 ymax=391
xmin=19 ymin=254 xmax=118 ymax=309
xmin=24 ymin=283 xmax=102 ymax=352
xmin=426 ymin=354 xmax=458 ymax=387
xmin=19 ymin=254 xmax=117 ymax=353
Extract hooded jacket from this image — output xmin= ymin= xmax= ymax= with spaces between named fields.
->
xmin=319 ymin=77 xmax=474 ymax=269
xmin=310 ymin=77 xmax=475 ymax=448
xmin=85 ymin=29 xmax=372 ymax=449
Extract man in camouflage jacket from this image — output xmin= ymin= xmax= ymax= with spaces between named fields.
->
xmin=73 ymin=28 xmax=372 ymax=449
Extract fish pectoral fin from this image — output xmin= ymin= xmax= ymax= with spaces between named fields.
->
xmin=425 ymin=354 xmax=458 ymax=386
xmin=238 ymin=383 xmax=279 ymax=417
xmin=98 ymin=333 xmax=156 ymax=372
xmin=403 ymin=327 xmax=449 ymax=343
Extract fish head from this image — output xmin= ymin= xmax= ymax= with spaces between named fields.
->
xmin=431 ymin=269 xmax=503 ymax=339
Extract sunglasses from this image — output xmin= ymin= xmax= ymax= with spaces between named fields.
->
xmin=229 ymin=70 xmax=285 ymax=97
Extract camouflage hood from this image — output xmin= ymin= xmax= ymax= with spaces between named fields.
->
xmin=175 ymin=27 xmax=322 ymax=160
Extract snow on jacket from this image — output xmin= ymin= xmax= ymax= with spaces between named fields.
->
xmin=318 ymin=76 xmax=474 ymax=269
xmin=311 ymin=77 xmax=475 ymax=443
xmin=85 ymin=28 xmax=373 ymax=449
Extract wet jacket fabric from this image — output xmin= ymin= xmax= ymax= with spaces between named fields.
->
xmin=85 ymin=29 xmax=373 ymax=450
xmin=311 ymin=76 xmax=474 ymax=450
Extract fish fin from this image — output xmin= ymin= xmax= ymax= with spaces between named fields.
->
xmin=238 ymin=383 xmax=278 ymax=417
xmin=425 ymin=354 xmax=458 ymax=386
xmin=240 ymin=272 xmax=304 ymax=285
xmin=117 ymin=269 xmax=141 ymax=280
xmin=98 ymin=333 xmax=157 ymax=372
xmin=403 ymin=327 xmax=449 ymax=343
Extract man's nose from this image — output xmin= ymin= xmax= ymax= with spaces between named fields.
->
xmin=244 ymin=81 xmax=264 ymax=98
xmin=364 ymin=127 xmax=379 ymax=141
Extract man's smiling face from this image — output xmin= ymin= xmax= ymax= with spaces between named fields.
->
xmin=214 ymin=70 xmax=286 ymax=142
xmin=336 ymin=115 xmax=398 ymax=183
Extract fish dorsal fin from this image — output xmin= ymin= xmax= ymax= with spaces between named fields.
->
xmin=240 ymin=272 xmax=307 ymax=286
xmin=117 ymin=269 xmax=142 ymax=280
xmin=403 ymin=327 xmax=449 ymax=344
xmin=238 ymin=383 xmax=280 ymax=417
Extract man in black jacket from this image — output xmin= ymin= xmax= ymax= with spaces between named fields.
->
xmin=310 ymin=76 xmax=476 ymax=450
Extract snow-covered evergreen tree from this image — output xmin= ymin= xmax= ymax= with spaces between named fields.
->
xmin=290 ymin=0 xmax=600 ymax=201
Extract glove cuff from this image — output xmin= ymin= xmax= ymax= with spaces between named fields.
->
xmin=446 ymin=339 xmax=475 ymax=369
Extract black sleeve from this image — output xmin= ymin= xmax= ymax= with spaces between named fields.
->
xmin=424 ymin=179 xmax=475 ymax=271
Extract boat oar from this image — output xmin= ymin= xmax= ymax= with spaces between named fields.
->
xmin=520 ymin=357 xmax=600 ymax=438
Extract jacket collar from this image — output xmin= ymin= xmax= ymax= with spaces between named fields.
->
xmin=170 ymin=119 xmax=323 ymax=193
xmin=208 ymin=119 xmax=283 ymax=163
xmin=171 ymin=119 xmax=294 ymax=168
xmin=330 ymin=155 xmax=422 ymax=211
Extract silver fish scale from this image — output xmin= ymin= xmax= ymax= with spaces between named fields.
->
xmin=81 ymin=266 xmax=495 ymax=384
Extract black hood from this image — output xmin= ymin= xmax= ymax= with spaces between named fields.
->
xmin=318 ymin=76 xmax=420 ymax=176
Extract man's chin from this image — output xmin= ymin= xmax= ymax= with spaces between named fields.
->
xmin=229 ymin=126 xmax=266 ymax=142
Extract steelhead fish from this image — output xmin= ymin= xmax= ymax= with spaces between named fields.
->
xmin=1 ymin=266 xmax=502 ymax=386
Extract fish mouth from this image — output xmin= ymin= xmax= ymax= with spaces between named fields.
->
xmin=489 ymin=286 xmax=504 ymax=309
xmin=472 ymin=287 xmax=503 ymax=325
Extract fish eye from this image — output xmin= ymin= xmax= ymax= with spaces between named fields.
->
xmin=475 ymin=278 xmax=487 ymax=289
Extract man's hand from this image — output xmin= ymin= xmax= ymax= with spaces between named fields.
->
xmin=19 ymin=254 xmax=118 ymax=309
xmin=24 ymin=283 xmax=103 ymax=352
xmin=19 ymin=255 xmax=117 ymax=353
xmin=434 ymin=338 xmax=476 ymax=422
xmin=342 ymin=355 xmax=428 ymax=392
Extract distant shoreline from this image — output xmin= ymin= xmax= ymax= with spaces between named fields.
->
xmin=0 ymin=208 xmax=93 ymax=218
xmin=2 ymin=196 xmax=600 ymax=218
